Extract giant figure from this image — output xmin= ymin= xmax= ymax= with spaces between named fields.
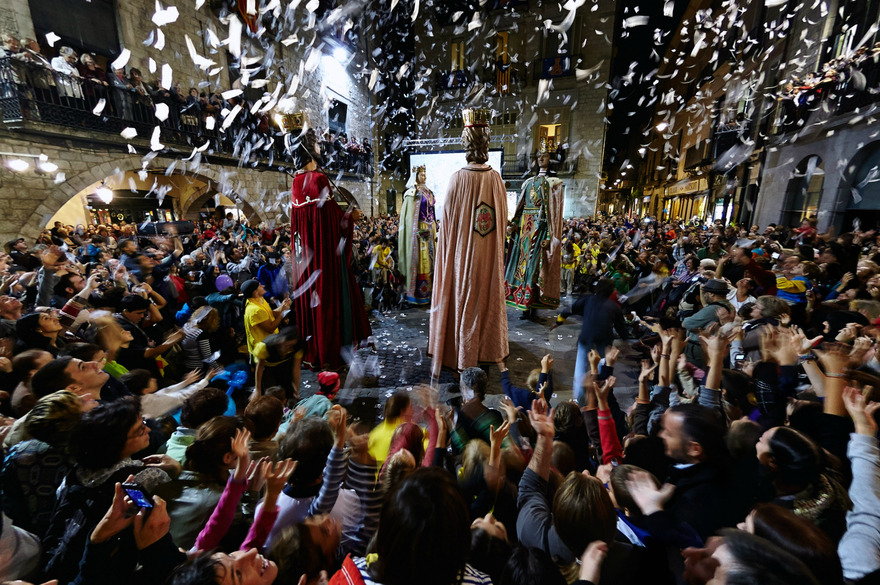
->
xmin=287 ymin=121 xmax=371 ymax=370
xmin=429 ymin=108 xmax=509 ymax=378
xmin=399 ymin=165 xmax=437 ymax=305
xmin=504 ymin=143 xmax=565 ymax=318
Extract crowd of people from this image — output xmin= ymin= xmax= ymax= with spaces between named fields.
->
xmin=3 ymin=207 xmax=880 ymax=585
xmin=0 ymin=38 xmax=372 ymax=175
xmin=777 ymin=41 xmax=880 ymax=133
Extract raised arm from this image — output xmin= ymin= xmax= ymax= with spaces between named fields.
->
xmin=839 ymin=387 xmax=880 ymax=581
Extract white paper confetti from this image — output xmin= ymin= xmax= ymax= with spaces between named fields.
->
xmin=45 ymin=32 xmax=61 ymax=47
xmin=221 ymin=89 xmax=243 ymax=100
xmin=185 ymin=34 xmax=215 ymax=70
xmin=155 ymin=29 xmax=165 ymax=50
xmin=623 ymin=15 xmax=649 ymax=28
xmin=110 ymin=49 xmax=131 ymax=72
xmin=92 ymin=99 xmax=106 ymax=116
xmin=160 ymin=63 xmax=172 ymax=90
xmin=221 ymin=104 xmax=242 ymax=130
xmin=154 ymin=102 xmax=169 ymax=122
xmin=121 ymin=127 xmax=138 ymax=139
xmin=227 ymin=16 xmax=242 ymax=57
xmin=205 ymin=116 xmax=216 ymax=130
xmin=195 ymin=0 xmax=205 ymax=8
xmin=152 ymin=3 xmax=180 ymax=26
xmin=150 ymin=126 xmax=164 ymax=151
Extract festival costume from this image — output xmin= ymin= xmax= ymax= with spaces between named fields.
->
xmin=290 ymin=170 xmax=371 ymax=369
xmin=428 ymin=161 xmax=509 ymax=375
xmin=504 ymin=170 xmax=564 ymax=310
xmin=399 ymin=175 xmax=437 ymax=305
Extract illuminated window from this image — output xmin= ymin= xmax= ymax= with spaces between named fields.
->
xmin=451 ymin=40 xmax=465 ymax=71
xmin=536 ymin=124 xmax=563 ymax=151
xmin=496 ymin=32 xmax=510 ymax=94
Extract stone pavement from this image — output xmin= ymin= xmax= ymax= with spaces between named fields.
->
xmin=297 ymin=297 xmax=642 ymax=426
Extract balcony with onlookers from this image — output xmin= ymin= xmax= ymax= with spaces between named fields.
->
xmin=772 ymin=44 xmax=880 ymax=136
xmin=0 ymin=56 xmax=373 ymax=177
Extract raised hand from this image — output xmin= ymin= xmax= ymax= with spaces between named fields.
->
xmin=489 ymin=421 xmax=511 ymax=448
xmin=594 ymin=376 xmax=616 ymax=409
xmin=836 ymin=322 xmax=862 ymax=344
xmin=700 ymin=328 xmax=732 ymax=359
xmin=639 ymin=359 xmax=658 ymax=382
xmin=625 ymin=469 xmax=675 ymax=516
xmin=499 ymin=396 xmax=521 ymax=425
xmin=328 ymin=404 xmax=348 ymax=448
xmin=540 ymin=353 xmax=555 ymax=371
xmin=792 ymin=327 xmax=822 ymax=354
xmin=588 ymin=349 xmax=601 ymax=372
xmin=843 ymin=386 xmax=880 ymax=436
xmin=182 ymin=369 xmax=202 ymax=386
xmin=813 ymin=343 xmax=854 ymax=375
xmin=265 ymin=459 xmax=298 ymax=499
xmin=528 ymin=398 xmax=555 ymax=439
xmin=768 ymin=327 xmax=798 ymax=365
xmin=851 ymin=336 xmax=874 ymax=365
xmin=230 ymin=427 xmax=252 ymax=481
xmin=605 ymin=346 xmax=620 ymax=368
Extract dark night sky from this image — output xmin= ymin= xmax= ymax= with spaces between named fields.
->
xmin=604 ymin=0 xmax=689 ymax=181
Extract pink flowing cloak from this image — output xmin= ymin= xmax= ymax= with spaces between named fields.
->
xmin=428 ymin=163 xmax=509 ymax=376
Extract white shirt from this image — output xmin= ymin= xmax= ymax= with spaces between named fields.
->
xmin=727 ymin=289 xmax=756 ymax=311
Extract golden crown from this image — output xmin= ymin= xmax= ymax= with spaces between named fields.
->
xmin=538 ymin=138 xmax=550 ymax=154
xmin=462 ymin=108 xmax=492 ymax=127
xmin=275 ymin=111 xmax=306 ymax=133
xmin=412 ymin=164 xmax=426 ymax=174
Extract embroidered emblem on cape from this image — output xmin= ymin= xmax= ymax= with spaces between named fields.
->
xmin=473 ymin=202 xmax=496 ymax=237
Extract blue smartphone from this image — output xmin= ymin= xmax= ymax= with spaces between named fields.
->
xmin=121 ymin=482 xmax=154 ymax=508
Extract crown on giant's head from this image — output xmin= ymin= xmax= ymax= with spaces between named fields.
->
xmin=462 ymin=108 xmax=492 ymax=127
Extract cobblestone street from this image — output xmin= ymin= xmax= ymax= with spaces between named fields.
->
xmin=297 ymin=299 xmax=642 ymax=426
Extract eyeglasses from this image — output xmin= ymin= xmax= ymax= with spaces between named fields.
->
xmin=127 ymin=417 xmax=149 ymax=439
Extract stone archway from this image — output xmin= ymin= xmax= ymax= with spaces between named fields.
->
xmin=834 ymin=140 xmax=880 ymax=231
xmin=22 ymin=154 xmax=287 ymax=239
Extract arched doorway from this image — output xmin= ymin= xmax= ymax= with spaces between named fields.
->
xmin=781 ymin=155 xmax=824 ymax=228
xmin=47 ymin=169 xmax=262 ymax=229
xmin=840 ymin=141 xmax=880 ymax=232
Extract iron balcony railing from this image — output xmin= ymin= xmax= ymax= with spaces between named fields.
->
xmin=0 ymin=56 xmax=372 ymax=177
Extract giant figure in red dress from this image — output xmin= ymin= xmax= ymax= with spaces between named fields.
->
xmin=288 ymin=126 xmax=371 ymax=369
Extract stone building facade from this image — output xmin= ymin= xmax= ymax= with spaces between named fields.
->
xmin=0 ymin=0 xmax=378 ymax=242
xmin=633 ymin=0 xmax=880 ymax=230
xmin=405 ymin=0 xmax=616 ymax=218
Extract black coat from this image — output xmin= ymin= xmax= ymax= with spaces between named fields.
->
xmin=665 ymin=461 xmax=751 ymax=542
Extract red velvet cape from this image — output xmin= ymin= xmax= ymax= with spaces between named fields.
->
xmin=290 ymin=171 xmax=371 ymax=369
